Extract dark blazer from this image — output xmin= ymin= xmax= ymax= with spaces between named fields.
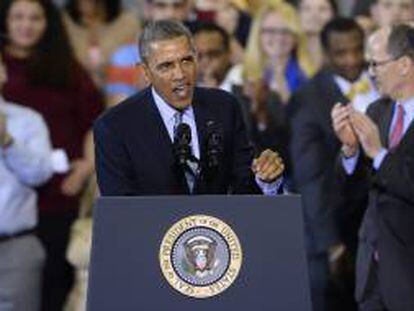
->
xmin=94 ymin=87 xmax=262 ymax=196
xmin=337 ymin=98 xmax=414 ymax=311
xmin=289 ymin=69 xmax=366 ymax=254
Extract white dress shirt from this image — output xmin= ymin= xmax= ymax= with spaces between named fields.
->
xmin=0 ymin=97 xmax=54 ymax=235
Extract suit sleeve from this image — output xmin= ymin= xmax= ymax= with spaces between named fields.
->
xmin=373 ymin=146 xmax=414 ymax=205
xmin=94 ymin=117 xmax=137 ymax=196
xmin=289 ymin=94 xmax=339 ymax=251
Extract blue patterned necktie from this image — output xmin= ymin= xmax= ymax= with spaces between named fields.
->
xmin=173 ymin=111 xmax=197 ymax=193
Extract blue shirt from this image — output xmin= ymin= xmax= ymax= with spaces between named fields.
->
xmin=343 ymin=97 xmax=414 ymax=174
xmin=0 ymin=98 xmax=53 ymax=235
xmin=151 ymin=88 xmax=282 ymax=195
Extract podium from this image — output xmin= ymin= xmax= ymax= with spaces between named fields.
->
xmin=87 ymin=195 xmax=312 ymax=311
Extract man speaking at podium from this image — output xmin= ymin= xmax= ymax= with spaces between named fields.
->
xmin=94 ymin=20 xmax=284 ymax=196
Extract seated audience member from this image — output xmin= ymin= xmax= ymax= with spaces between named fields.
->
xmin=194 ymin=23 xmax=233 ymax=91
xmin=0 ymin=1 xmax=104 ymax=310
xmin=63 ymin=0 xmax=140 ymax=87
xmin=227 ymin=0 xmax=315 ymax=104
xmin=289 ymin=18 xmax=379 ymax=311
xmin=0 ymin=56 xmax=53 ymax=311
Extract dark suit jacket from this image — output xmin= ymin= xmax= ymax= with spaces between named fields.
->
xmin=337 ymin=98 xmax=414 ymax=311
xmin=94 ymin=87 xmax=262 ymax=196
xmin=289 ymin=69 xmax=366 ymax=254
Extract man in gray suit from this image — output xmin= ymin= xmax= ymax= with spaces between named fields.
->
xmin=332 ymin=24 xmax=414 ymax=311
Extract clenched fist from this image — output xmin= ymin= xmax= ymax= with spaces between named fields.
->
xmin=251 ymin=149 xmax=284 ymax=183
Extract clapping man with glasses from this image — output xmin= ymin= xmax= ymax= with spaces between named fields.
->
xmin=332 ymin=24 xmax=414 ymax=311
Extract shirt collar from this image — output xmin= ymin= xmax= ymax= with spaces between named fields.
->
xmin=334 ymin=71 xmax=370 ymax=93
xmin=397 ymin=96 xmax=414 ymax=117
xmin=151 ymin=87 xmax=194 ymax=123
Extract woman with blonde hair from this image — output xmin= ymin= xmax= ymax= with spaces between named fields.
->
xmin=242 ymin=0 xmax=315 ymax=103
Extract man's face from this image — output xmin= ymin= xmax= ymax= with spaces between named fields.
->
xmin=326 ymin=30 xmax=365 ymax=82
xmin=367 ymin=28 xmax=402 ymax=97
xmin=148 ymin=0 xmax=190 ymax=22
xmin=143 ymin=36 xmax=197 ymax=109
xmin=194 ymin=31 xmax=230 ymax=84
xmin=372 ymin=0 xmax=414 ymax=28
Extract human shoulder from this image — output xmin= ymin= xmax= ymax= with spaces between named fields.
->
xmin=94 ymin=88 xmax=152 ymax=128
xmin=193 ymin=87 xmax=239 ymax=111
xmin=1 ymin=100 xmax=45 ymax=124
xmin=366 ymin=97 xmax=392 ymax=119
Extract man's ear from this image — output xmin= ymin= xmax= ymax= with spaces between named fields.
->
xmin=141 ymin=62 xmax=152 ymax=82
xmin=399 ymin=55 xmax=412 ymax=76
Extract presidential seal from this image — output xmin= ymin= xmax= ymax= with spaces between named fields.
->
xmin=159 ymin=215 xmax=243 ymax=298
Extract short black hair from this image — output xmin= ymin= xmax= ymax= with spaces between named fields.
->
xmin=66 ymin=0 xmax=122 ymax=25
xmin=194 ymin=22 xmax=230 ymax=51
xmin=321 ymin=17 xmax=364 ymax=51
xmin=139 ymin=20 xmax=194 ymax=63
xmin=387 ymin=24 xmax=414 ymax=61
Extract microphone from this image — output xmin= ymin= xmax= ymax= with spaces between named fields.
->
xmin=205 ymin=121 xmax=223 ymax=170
xmin=173 ymin=123 xmax=192 ymax=167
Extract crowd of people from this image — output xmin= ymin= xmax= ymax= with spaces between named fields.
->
xmin=1 ymin=0 xmax=414 ymax=311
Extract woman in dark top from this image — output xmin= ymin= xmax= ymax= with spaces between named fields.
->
xmin=0 ymin=1 xmax=103 ymax=310
xmin=232 ymin=79 xmax=291 ymax=191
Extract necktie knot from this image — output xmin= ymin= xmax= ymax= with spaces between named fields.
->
xmin=173 ymin=111 xmax=183 ymax=134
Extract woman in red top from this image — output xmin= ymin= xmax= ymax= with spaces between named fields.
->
xmin=0 ymin=1 xmax=104 ymax=310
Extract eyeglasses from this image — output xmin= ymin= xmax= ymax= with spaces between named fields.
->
xmin=260 ymin=27 xmax=293 ymax=36
xmin=367 ymin=58 xmax=398 ymax=70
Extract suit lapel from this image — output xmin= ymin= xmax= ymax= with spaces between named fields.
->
xmin=397 ymin=107 xmax=414 ymax=150
xmin=377 ymin=98 xmax=394 ymax=147
xmin=191 ymin=89 xmax=217 ymax=193
xmin=143 ymin=89 xmax=189 ymax=194
xmin=144 ymin=89 xmax=174 ymax=163
xmin=192 ymin=90 xmax=210 ymax=163
xmin=319 ymin=70 xmax=349 ymax=111
xmin=315 ymin=70 xmax=349 ymax=134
